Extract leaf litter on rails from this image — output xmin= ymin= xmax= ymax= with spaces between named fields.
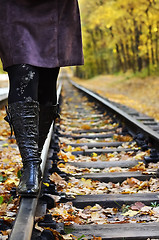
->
xmin=50 ymin=84 xmax=159 ymax=239
xmin=58 ymin=149 xmax=149 ymax=163
xmin=58 ymin=157 xmax=159 ymax=176
xmin=41 ymin=89 xmax=159 ymax=238
xmin=61 ymin=141 xmax=137 ymax=152
xmin=47 ymin=201 xmax=159 ymax=227
xmin=57 ymin=161 xmax=155 ymax=176
xmin=49 ymin=170 xmax=159 ymax=196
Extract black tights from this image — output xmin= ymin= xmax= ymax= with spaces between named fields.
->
xmin=7 ymin=64 xmax=60 ymax=105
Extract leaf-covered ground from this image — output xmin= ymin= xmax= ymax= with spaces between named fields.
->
xmin=0 ymin=109 xmax=21 ymax=239
xmin=73 ymin=75 xmax=159 ymax=121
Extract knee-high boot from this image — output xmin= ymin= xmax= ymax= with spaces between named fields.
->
xmin=38 ymin=103 xmax=59 ymax=155
xmin=5 ymin=99 xmax=42 ymax=196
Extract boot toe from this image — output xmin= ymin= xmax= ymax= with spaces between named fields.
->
xmin=18 ymin=182 xmax=40 ymax=197
xmin=18 ymin=163 xmax=42 ymax=197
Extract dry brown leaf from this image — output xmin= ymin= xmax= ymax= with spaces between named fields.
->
xmin=130 ymin=202 xmax=145 ymax=211
xmin=50 ymin=172 xmax=67 ymax=189
xmin=81 ymin=124 xmax=91 ymax=130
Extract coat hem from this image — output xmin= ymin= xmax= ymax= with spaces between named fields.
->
xmin=3 ymin=60 xmax=84 ymax=71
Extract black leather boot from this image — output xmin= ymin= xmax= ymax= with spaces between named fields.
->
xmin=6 ymin=99 xmax=42 ymax=197
xmin=38 ymin=103 xmax=60 ymax=155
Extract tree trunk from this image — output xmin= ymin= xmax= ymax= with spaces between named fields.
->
xmin=134 ymin=21 xmax=142 ymax=71
xmin=116 ymin=44 xmax=123 ymax=72
xmin=120 ymin=42 xmax=127 ymax=72
xmin=146 ymin=41 xmax=150 ymax=75
xmin=149 ymin=25 xmax=155 ymax=65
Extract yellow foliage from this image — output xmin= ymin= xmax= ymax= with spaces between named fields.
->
xmin=78 ymin=0 xmax=159 ymax=78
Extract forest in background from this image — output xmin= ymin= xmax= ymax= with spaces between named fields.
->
xmin=76 ymin=0 xmax=159 ymax=79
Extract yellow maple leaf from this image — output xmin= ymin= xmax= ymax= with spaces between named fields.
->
xmin=92 ymin=153 xmax=98 ymax=157
xmin=122 ymin=210 xmax=138 ymax=217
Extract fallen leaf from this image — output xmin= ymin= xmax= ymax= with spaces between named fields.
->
xmin=122 ymin=210 xmax=139 ymax=217
xmin=130 ymin=202 xmax=145 ymax=211
xmin=50 ymin=172 xmax=67 ymax=189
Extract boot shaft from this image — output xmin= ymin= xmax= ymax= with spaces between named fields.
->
xmin=8 ymin=100 xmax=40 ymax=163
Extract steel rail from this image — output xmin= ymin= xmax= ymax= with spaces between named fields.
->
xmin=9 ymin=77 xmax=63 ymax=240
xmin=70 ymin=80 xmax=159 ymax=149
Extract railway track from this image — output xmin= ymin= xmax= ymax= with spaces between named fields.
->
xmin=0 ymin=71 xmax=159 ymax=239
xmin=56 ymin=76 xmax=159 ymax=239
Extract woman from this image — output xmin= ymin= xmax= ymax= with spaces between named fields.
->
xmin=0 ymin=0 xmax=83 ymax=197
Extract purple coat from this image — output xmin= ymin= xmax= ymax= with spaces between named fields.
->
xmin=0 ymin=0 xmax=84 ymax=70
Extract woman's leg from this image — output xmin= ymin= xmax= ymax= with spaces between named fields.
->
xmin=38 ymin=67 xmax=60 ymax=105
xmin=6 ymin=64 xmax=41 ymax=196
xmin=7 ymin=64 xmax=39 ymax=104
xmin=38 ymin=67 xmax=60 ymax=153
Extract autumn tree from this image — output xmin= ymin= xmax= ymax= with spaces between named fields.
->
xmin=77 ymin=0 xmax=159 ymax=78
